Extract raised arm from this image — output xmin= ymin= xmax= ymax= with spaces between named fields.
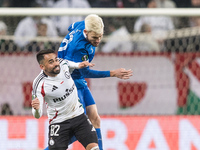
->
xmin=79 ymin=67 xmax=133 ymax=79
xmin=110 ymin=68 xmax=133 ymax=79
xmin=78 ymin=61 xmax=95 ymax=68
xmin=67 ymin=60 xmax=95 ymax=69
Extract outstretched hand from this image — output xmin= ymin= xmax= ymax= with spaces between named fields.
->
xmin=78 ymin=61 xmax=95 ymax=68
xmin=110 ymin=68 xmax=133 ymax=79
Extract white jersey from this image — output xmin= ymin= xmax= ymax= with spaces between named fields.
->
xmin=32 ymin=58 xmax=84 ymax=124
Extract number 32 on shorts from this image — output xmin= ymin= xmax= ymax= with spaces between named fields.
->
xmin=50 ymin=125 xmax=60 ymax=136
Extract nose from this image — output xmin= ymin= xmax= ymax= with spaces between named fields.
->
xmin=55 ymin=60 xmax=59 ymax=66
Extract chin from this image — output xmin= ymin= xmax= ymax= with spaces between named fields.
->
xmin=53 ymin=69 xmax=60 ymax=74
xmin=55 ymin=70 xmax=60 ymax=74
xmin=93 ymin=43 xmax=99 ymax=47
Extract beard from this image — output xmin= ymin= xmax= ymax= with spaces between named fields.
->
xmin=53 ymin=65 xmax=60 ymax=74
xmin=49 ymin=65 xmax=60 ymax=76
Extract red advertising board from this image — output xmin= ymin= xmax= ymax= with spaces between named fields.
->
xmin=1 ymin=115 xmax=200 ymax=150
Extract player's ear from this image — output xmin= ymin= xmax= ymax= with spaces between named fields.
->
xmin=83 ymin=29 xmax=88 ymax=35
xmin=40 ymin=64 xmax=44 ymax=70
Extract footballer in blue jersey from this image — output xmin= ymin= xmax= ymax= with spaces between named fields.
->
xmin=44 ymin=14 xmax=132 ymax=150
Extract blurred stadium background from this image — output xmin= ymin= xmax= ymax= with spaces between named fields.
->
xmin=1 ymin=0 xmax=200 ymax=149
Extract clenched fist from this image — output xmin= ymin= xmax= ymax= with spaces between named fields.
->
xmin=31 ymin=98 xmax=40 ymax=110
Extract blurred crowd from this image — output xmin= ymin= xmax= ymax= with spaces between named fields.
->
xmin=0 ymin=0 xmax=200 ymax=53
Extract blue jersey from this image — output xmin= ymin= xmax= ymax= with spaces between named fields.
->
xmin=58 ymin=21 xmax=110 ymax=89
xmin=56 ymin=21 xmax=104 ymax=150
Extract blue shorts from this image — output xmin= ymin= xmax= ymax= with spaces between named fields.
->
xmin=77 ymin=86 xmax=95 ymax=113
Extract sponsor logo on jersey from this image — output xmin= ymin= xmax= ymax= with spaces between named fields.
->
xmin=53 ymin=84 xmax=75 ymax=103
xmin=52 ymin=85 xmax=58 ymax=92
xmin=81 ymin=55 xmax=88 ymax=61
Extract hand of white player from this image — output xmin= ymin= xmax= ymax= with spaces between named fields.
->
xmin=110 ymin=68 xmax=133 ymax=79
xmin=31 ymin=97 xmax=40 ymax=110
xmin=78 ymin=61 xmax=95 ymax=68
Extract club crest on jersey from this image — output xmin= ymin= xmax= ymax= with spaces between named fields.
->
xmin=82 ymin=55 xmax=88 ymax=61
xmin=64 ymin=71 xmax=70 ymax=79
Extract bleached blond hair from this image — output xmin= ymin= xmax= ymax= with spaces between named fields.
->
xmin=85 ymin=14 xmax=104 ymax=34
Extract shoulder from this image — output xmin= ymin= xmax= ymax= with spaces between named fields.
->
xmin=33 ymin=71 xmax=47 ymax=87
xmin=75 ymin=21 xmax=85 ymax=30
xmin=68 ymin=21 xmax=85 ymax=33
xmin=59 ymin=58 xmax=69 ymax=66
xmin=59 ymin=58 xmax=72 ymax=70
xmin=69 ymin=31 xmax=87 ymax=50
xmin=32 ymin=71 xmax=47 ymax=95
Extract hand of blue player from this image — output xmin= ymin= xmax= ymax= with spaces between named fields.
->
xmin=110 ymin=68 xmax=133 ymax=79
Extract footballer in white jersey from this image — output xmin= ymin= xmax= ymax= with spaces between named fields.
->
xmin=31 ymin=49 xmax=99 ymax=150
xmin=32 ymin=58 xmax=84 ymax=124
